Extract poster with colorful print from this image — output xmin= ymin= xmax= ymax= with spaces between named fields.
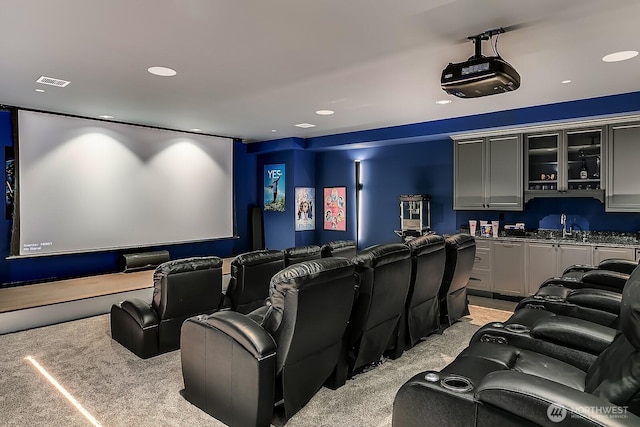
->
xmin=295 ymin=187 xmax=315 ymax=231
xmin=323 ymin=187 xmax=346 ymax=231
xmin=264 ymin=164 xmax=285 ymax=212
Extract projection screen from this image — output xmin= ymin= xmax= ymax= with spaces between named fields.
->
xmin=12 ymin=110 xmax=235 ymax=257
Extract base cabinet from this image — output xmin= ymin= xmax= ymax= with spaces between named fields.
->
xmin=525 ymin=242 xmax=558 ymax=296
xmin=592 ymin=246 xmax=635 ymax=264
xmin=492 ymin=241 xmax=525 ymax=296
xmin=469 ymin=240 xmax=492 ymax=291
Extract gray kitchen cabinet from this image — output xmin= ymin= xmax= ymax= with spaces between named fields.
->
xmin=469 ymin=239 xmax=492 ymax=291
xmin=492 ymin=240 xmax=525 ymax=296
xmin=606 ymin=122 xmax=640 ymax=211
xmin=525 ymin=241 xmax=591 ymax=295
xmin=592 ymin=245 xmax=635 ymax=264
xmin=453 ymin=135 xmax=523 ymax=210
xmin=525 ymin=242 xmax=558 ymax=295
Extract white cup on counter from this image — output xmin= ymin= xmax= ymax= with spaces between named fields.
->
xmin=469 ymin=220 xmax=477 ymax=236
xmin=492 ymin=221 xmax=499 ymax=237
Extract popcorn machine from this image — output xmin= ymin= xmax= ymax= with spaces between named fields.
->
xmin=395 ymin=194 xmax=431 ymax=242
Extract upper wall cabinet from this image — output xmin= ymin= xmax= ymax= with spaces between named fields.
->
xmin=453 ymin=134 xmax=523 ymax=211
xmin=524 ymin=127 xmax=605 ymax=202
xmin=606 ymin=122 xmax=640 ymax=211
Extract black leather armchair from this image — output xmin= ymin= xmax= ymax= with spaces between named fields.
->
xmin=538 ymin=269 xmax=630 ymax=294
xmin=393 ymin=266 xmax=640 ymax=426
xmin=180 ymin=258 xmax=356 ymax=427
xmin=321 ymin=239 xmax=357 ymax=259
xmin=110 ymin=256 xmax=223 ymax=359
xmin=345 ymin=243 xmax=412 ymax=373
xmin=224 ymin=249 xmax=284 ymax=314
xmin=398 ymin=234 xmax=446 ymax=351
xmin=439 ymin=233 xmax=475 ymax=326
xmin=283 ymin=244 xmax=322 ymax=266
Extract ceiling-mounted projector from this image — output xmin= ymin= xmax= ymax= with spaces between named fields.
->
xmin=441 ymin=28 xmax=520 ymax=98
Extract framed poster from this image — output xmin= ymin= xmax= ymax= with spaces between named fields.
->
xmin=323 ymin=187 xmax=346 ymax=231
xmin=264 ymin=164 xmax=285 ymax=212
xmin=295 ymin=187 xmax=315 ymax=231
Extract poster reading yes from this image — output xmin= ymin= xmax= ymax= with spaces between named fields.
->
xmin=264 ymin=164 xmax=285 ymax=212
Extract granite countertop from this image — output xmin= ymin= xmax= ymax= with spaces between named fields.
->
xmin=472 ymin=230 xmax=640 ymax=248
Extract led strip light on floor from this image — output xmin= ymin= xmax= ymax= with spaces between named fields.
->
xmin=24 ymin=356 xmax=102 ymax=427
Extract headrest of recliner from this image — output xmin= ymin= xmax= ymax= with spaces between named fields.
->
xmin=353 ymin=243 xmax=411 ymax=268
xmin=262 ymin=258 xmax=355 ymax=333
xmin=284 ymin=245 xmax=322 ymax=257
xmin=445 ymin=233 xmax=476 ymax=251
xmin=231 ymin=249 xmax=284 ymax=267
xmin=406 ymin=234 xmax=446 ymax=255
xmin=620 ymin=266 xmax=640 ymax=349
xmin=323 ymin=240 xmax=355 ymax=250
xmin=153 ymin=256 xmax=222 ymax=283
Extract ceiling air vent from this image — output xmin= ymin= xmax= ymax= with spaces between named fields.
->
xmin=36 ymin=76 xmax=70 ymax=87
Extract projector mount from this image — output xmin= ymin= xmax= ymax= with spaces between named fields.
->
xmin=467 ymin=27 xmax=505 ymax=60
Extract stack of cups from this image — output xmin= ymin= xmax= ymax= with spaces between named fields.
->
xmin=492 ymin=221 xmax=499 ymax=238
xmin=468 ymin=220 xmax=477 ymax=236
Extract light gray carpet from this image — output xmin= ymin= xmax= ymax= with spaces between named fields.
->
xmin=0 ymin=305 xmax=511 ymax=427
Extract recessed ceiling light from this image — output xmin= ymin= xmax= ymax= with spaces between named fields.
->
xmin=271 ymin=129 xmax=277 ymax=132
xmin=35 ymin=89 xmax=45 ymax=93
xmin=147 ymin=66 xmax=177 ymax=76
xmin=295 ymin=123 xmax=316 ymax=128
xmin=562 ymin=80 xmax=572 ymax=84
xmin=36 ymin=76 xmax=70 ymax=87
xmin=189 ymin=128 xmax=202 ymax=132
xmin=316 ymin=110 xmax=334 ymax=115
xmin=98 ymin=115 xmax=114 ymax=119
xmin=435 ymin=99 xmax=452 ymax=105
xmin=602 ymin=50 xmax=639 ymax=62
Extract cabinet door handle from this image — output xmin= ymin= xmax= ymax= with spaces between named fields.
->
xmin=469 ymin=277 xmax=481 ymax=281
xmin=475 ymin=256 xmax=482 ymax=262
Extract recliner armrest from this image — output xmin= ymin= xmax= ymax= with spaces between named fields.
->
xmin=477 ymin=371 xmax=638 ymax=427
xmin=566 ymin=288 xmax=622 ymax=315
xmin=563 ymin=264 xmax=598 ymax=275
xmin=531 ymin=316 xmax=616 ymax=355
xmin=120 ymin=298 xmax=159 ymax=328
xmin=201 ymin=310 xmax=277 ymax=358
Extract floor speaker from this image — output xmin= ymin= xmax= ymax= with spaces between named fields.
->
xmin=251 ymin=206 xmax=265 ymax=250
xmin=121 ymin=250 xmax=170 ymax=272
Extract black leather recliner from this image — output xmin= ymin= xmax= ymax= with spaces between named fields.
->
xmin=110 ymin=256 xmax=223 ymax=359
xmin=439 ymin=233 xmax=475 ymax=326
xmin=344 ymin=243 xmax=412 ymax=373
xmin=283 ymin=244 xmax=322 ymax=266
xmin=224 ymin=249 xmax=284 ymax=314
xmin=321 ymin=239 xmax=357 ymax=259
xmin=398 ymin=234 xmax=446 ymax=351
xmin=563 ymin=258 xmax=638 ymax=279
xmin=180 ymin=258 xmax=356 ymax=427
xmin=392 ymin=264 xmax=640 ymax=426
xmin=537 ymin=269 xmax=630 ymax=294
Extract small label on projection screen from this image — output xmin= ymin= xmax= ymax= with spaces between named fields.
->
xmin=14 ymin=110 xmax=235 ymax=256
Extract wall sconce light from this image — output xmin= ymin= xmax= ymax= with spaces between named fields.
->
xmin=355 ymin=160 xmax=363 ymax=248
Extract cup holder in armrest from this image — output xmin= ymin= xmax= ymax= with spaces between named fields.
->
xmin=543 ymin=295 xmax=565 ymax=302
xmin=504 ymin=324 xmax=530 ymax=333
xmin=440 ymin=375 xmax=473 ymax=393
xmin=490 ymin=322 xmax=504 ymax=328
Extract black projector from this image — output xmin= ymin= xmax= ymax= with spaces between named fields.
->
xmin=441 ymin=56 xmax=520 ymax=98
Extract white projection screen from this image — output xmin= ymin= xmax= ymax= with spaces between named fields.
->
xmin=13 ymin=110 xmax=235 ymax=256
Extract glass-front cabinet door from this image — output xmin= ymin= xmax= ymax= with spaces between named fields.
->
xmin=565 ymin=128 xmax=602 ymax=192
xmin=525 ymin=127 xmax=604 ymax=201
xmin=526 ymin=132 xmax=560 ymax=193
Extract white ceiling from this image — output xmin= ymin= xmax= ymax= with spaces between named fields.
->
xmin=1 ymin=0 xmax=639 ymax=143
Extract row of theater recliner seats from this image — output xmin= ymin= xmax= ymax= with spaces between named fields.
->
xmin=110 ymin=233 xmax=478 ymax=426
xmin=392 ymin=251 xmax=640 ymax=426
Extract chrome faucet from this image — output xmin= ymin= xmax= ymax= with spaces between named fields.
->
xmin=560 ymin=213 xmax=571 ymax=238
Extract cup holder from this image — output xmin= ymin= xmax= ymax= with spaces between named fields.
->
xmin=504 ymin=323 xmax=530 ymax=333
xmin=543 ymin=295 xmax=565 ymax=302
xmin=490 ymin=322 xmax=504 ymax=328
xmin=440 ymin=375 xmax=473 ymax=393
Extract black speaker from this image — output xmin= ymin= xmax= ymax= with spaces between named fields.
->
xmin=251 ymin=206 xmax=264 ymax=250
xmin=121 ymin=250 xmax=170 ymax=272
